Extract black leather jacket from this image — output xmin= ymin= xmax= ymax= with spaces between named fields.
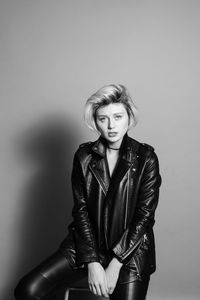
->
xmin=59 ymin=134 xmax=161 ymax=282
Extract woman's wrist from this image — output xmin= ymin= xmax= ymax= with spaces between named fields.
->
xmin=109 ymin=257 xmax=123 ymax=270
xmin=87 ymin=261 xmax=102 ymax=270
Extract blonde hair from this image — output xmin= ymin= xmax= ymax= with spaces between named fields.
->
xmin=84 ymin=84 xmax=138 ymax=131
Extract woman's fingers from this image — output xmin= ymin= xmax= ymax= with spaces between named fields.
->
xmin=100 ymin=281 xmax=109 ymax=298
xmin=107 ymin=281 xmax=117 ymax=294
xmin=89 ymin=283 xmax=97 ymax=295
xmin=87 ymin=262 xmax=109 ymax=297
xmin=108 ymin=286 xmax=114 ymax=294
xmin=89 ymin=282 xmax=109 ymax=298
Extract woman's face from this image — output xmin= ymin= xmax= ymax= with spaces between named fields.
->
xmin=95 ymin=103 xmax=129 ymax=147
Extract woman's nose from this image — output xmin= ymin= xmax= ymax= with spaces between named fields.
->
xmin=108 ymin=118 xmax=115 ymax=129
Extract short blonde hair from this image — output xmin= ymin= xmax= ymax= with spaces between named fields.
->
xmin=84 ymin=84 xmax=138 ymax=131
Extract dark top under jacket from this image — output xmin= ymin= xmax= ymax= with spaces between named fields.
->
xmin=59 ymin=133 xmax=161 ymax=283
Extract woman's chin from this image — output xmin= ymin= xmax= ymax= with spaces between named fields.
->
xmin=106 ymin=136 xmax=118 ymax=142
xmin=106 ymin=137 xmax=123 ymax=146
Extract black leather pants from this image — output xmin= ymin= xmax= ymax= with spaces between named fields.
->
xmin=14 ymin=251 xmax=150 ymax=300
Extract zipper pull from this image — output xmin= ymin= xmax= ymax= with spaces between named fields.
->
xmin=144 ymin=234 xmax=147 ymax=242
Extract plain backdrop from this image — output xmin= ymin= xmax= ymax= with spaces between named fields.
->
xmin=0 ymin=0 xmax=200 ymax=299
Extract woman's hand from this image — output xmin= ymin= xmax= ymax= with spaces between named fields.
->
xmin=88 ymin=262 xmax=109 ymax=298
xmin=105 ymin=258 xmax=123 ymax=295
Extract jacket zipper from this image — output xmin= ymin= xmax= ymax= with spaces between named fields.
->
xmin=124 ymin=174 xmax=130 ymax=229
xmin=132 ymin=234 xmax=148 ymax=277
xmin=132 ymin=255 xmax=140 ymax=277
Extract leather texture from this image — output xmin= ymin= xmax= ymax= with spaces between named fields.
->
xmin=59 ymin=134 xmax=161 ymax=282
xmin=14 ymin=251 xmax=150 ymax=300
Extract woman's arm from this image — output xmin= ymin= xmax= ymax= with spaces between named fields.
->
xmin=71 ymin=151 xmax=99 ymax=265
xmin=72 ymin=150 xmax=109 ymax=297
xmin=112 ymin=149 xmax=161 ymax=263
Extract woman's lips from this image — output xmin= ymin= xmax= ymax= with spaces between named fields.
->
xmin=108 ymin=132 xmax=118 ymax=137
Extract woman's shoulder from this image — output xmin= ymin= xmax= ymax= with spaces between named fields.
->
xmin=128 ymin=136 xmax=159 ymax=164
xmin=74 ymin=140 xmax=95 ymax=159
xmin=128 ymin=136 xmax=155 ymax=152
xmin=140 ymin=142 xmax=155 ymax=152
xmin=78 ymin=141 xmax=94 ymax=149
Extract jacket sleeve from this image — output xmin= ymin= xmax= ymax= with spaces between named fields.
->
xmin=71 ymin=151 xmax=99 ymax=265
xmin=112 ymin=149 xmax=161 ymax=263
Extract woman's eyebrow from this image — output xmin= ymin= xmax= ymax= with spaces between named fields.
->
xmin=96 ymin=113 xmax=107 ymax=117
xmin=113 ymin=111 xmax=125 ymax=115
xmin=97 ymin=111 xmax=125 ymax=117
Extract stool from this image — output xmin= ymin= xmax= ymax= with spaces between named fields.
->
xmin=64 ymin=287 xmax=107 ymax=300
xmin=64 ymin=277 xmax=107 ymax=300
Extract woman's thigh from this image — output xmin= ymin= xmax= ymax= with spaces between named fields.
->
xmin=14 ymin=251 xmax=87 ymax=300
xmin=110 ymin=277 xmax=150 ymax=300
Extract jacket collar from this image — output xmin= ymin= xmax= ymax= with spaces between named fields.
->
xmin=89 ymin=133 xmax=139 ymax=196
xmin=91 ymin=136 xmax=107 ymax=157
xmin=91 ymin=133 xmax=138 ymax=163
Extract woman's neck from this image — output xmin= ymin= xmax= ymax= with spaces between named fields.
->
xmin=107 ymin=146 xmax=120 ymax=150
xmin=107 ymin=140 xmax=122 ymax=150
xmin=106 ymin=147 xmax=120 ymax=176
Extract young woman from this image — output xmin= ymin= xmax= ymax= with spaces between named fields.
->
xmin=15 ymin=84 xmax=161 ymax=300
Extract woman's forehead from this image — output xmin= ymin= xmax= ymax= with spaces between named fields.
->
xmin=96 ymin=103 xmax=127 ymax=115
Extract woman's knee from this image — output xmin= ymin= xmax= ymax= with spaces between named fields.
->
xmin=14 ymin=276 xmax=36 ymax=300
xmin=14 ymin=251 xmax=66 ymax=300
xmin=110 ymin=277 xmax=150 ymax=300
xmin=14 ymin=271 xmax=52 ymax=300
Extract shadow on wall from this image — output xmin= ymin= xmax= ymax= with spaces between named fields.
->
xmin=5 ymin=116 xmax=79 ymax=300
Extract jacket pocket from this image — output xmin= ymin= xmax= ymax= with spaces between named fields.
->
xmin=125 ymin=233 xmax=149 ymax=275
xmin=124 ymin=235 xmax=144 ymax=269
xmin=133 ymin=233 xmax=155 ymax=276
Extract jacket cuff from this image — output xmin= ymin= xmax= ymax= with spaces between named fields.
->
xmin=77 ymin=255 xmax=100 ymax=267
xmin=111 ymin=250 xmax=124 ymax=264
xmin=112 ymin=246 xmax=124 ymax=263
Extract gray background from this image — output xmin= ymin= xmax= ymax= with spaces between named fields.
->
xmin=0 ymin=0 xmax=200 ymax=299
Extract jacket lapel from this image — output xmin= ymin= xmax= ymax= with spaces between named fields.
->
xmin=105 ymin=137 xmax=139 ymax=201
xmin=89 ymin=138 xmax=110 ymax=195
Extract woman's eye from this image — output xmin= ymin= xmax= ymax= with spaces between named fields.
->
xmin=99 ymin=117 xmax=106 ymax=122
xmin=115 ymin=115 xmax=122 ymax=120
